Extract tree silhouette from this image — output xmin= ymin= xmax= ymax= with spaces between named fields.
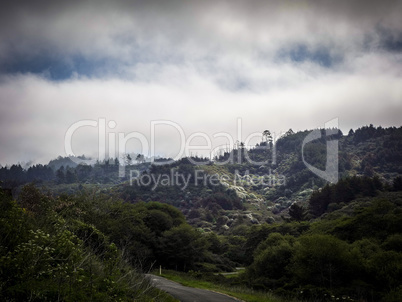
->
xmin=136 ymin=154 xmax=145 ymax=164
xmin=288 ymin=203 xmax=307 ymax=221
xmin=262 ymin=130 xmax=272 ymax=144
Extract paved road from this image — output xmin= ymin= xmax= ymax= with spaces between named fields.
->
xmin=147 ymin=274 xmax=240 ymax=302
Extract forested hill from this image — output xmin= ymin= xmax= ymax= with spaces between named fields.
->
xmin=1 ymin=124 xmax=402 ymax=301
xmin=1 ymin=124 xmax=402 ymax=230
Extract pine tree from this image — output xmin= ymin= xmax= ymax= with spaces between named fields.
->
xmin=56 ymin=166 xmax=65 ymax=184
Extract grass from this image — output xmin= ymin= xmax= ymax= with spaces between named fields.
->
xmin=141 ymin=286 xmax=180 ymax=302
xmin=154 ymin=270 xmax=293 ymax=302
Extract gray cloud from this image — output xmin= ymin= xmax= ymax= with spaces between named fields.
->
xmin=1 ymin=0 xmax=401 ymax=65
xmin=0 ymin=0 xmax=401 ymax=165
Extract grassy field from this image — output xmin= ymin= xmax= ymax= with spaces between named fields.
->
xmin=155 ymin=270 xmax=294 ymax=302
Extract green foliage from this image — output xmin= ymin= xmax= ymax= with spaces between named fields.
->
xmin=331 ymin=198 xmax=402 ymax=242
xmin=247 ymin=233 xmax=295 ymax=287
xmin=309 ymin=176 xmax=383 ymax=217
xmin=292 ymin=234 xmax=355 ymax=288
xmin=1 ymin=125 xmax=402 ymax=301
xmin=244 ymin=192 xmax=402 ymax=301
xmin=50 ymin=190 xmax=211 ymax=272
xmin=157 ymin=224 xmax=208 ymax=270
xmin=17 ymin=183 xmax=52 ymax=215
xmin=0 ymin=187 xmax=177 ymax=301
xmin=382 ymin=234 xmax=402 ymax=252
xmin=288 ymin=203 xmax=307 ymax=221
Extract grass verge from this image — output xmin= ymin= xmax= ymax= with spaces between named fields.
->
xmin=154 ymin=270 xmax=292 ymax=302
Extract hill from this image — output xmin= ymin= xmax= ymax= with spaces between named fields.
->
xmin=1 ymin=124 xmax=402 ymax=232
xmin=1 ymin=124 xmax=402 ymax=301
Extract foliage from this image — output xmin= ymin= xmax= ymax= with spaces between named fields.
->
xmin=0 ymin=186 xmax=176 ymax=301
xmin=1 ymin=125 xmax=402 ymax=301
xmin=287 ymin=203 xmax=307 ymax=221
xmin=244 ymin=192 xmax=402 ymax=301
xmin=309 ymin=176 xmax=383 ymax=217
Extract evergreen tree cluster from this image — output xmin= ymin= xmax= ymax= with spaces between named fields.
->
xmin=309 ymin=176 xmax=384 ymax=217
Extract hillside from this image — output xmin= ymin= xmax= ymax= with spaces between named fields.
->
xmin=1 ymin=124 xmax=402 ymax=301
xmin=2 ymin=178 xmax=402 ymax=301
xmin=1 ymin=125 xmax=402 ymax=232
xmin=113 ymin=125 xmax=402 ymax=231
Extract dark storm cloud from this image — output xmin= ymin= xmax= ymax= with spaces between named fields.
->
xmin=0 ymin=52 xmax=126 ymax=80
xmin=0 ymin=0 xmax=401 ymax=78
xmin=376 ymin=26 xmax=402 ymax=52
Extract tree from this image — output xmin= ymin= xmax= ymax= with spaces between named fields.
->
xmin=17 ymin=184 xmax=51 ymax=215
xmin=288 ymin=203 xmax=307 ymax=221
xmin=309 ymin=184 xmax=332 ymax=217
xmin=136 ymin=154 xmax=145 ymax=164
xmin=65 ymin=168 xmax=76 ymax=183
xmin=125 ymin=154 xmax=132 ymax=165
xmin=332 ymin=178 xmax=354 ymax=204
xmin=293 ymin=234 xmax=355 ymax=289
xmin=285 ymin=128 xmax=294 ymax=137
xmin=144 ymin=209 xmax=173 ymax=235
xmin=157 ymin=225 xmax=208 ymax=271
xmin=56 ymin=166 xmax=65 ymax=184
xmin=9 ymin=164 xmax=25 ymax=183
xmin=247 ymin=233 xmax=295 ymax=284
xmin=76 ymin=164 xmax=92 ymax=182
xmin=393 ymin=176 xmax=402 ymax=191
xmin=262 ymin=130 xmax=273 ymax=146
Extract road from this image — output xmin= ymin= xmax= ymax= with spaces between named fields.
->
xmin=147 ymin=274 xmax=241 ymax=302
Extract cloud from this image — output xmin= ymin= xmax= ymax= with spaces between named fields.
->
xmin=1 ymin=56 xmax=401 ymax=165
xmin=0 ymin=0 xmax=401 ymax=165
xmin=1 ymin=0 xmax=401 ymax=73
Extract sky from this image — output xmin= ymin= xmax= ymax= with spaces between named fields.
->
xmin=0 ymin=0 xmax=402 ymax=166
